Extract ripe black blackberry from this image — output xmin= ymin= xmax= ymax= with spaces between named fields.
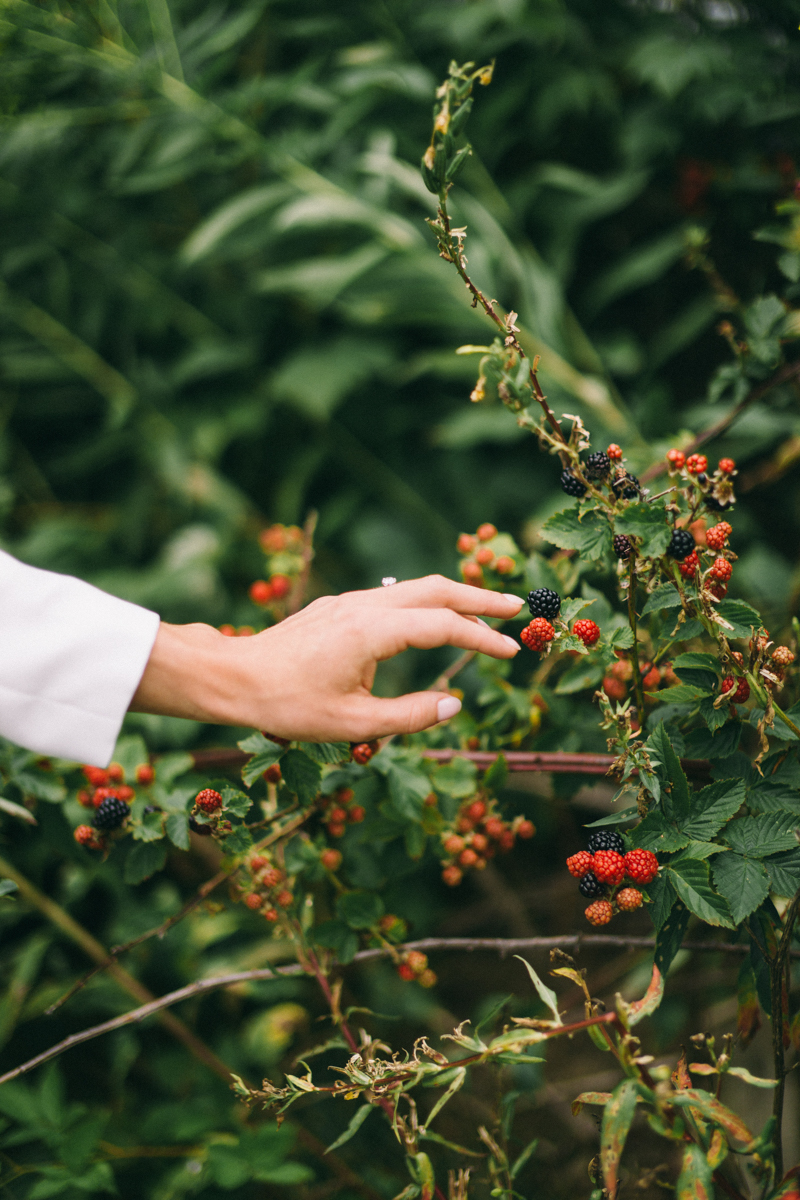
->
xmin=611 ymin=471 xmax=640 ymax=500
xmin=92 ymin=796 xmax=129 ymax=831
xmin=578 ymin=871 xmax=607 ymax=899
xmin=587 ymin=830 xmax=625 ymax=854
xmin=613 ymin=534 xmax=632 ymax=560
xmin=584 ymin=451 xmax=610 ymax=479
xmin=189 ymin=815 xmax=213 ymax=837
xmin=560 ymin=470 xmax=587 ymax=498
xmin=527 ymin=588 xmax=561 ymax=620
xmin=667 ymin=528 xmax=695 ymax=561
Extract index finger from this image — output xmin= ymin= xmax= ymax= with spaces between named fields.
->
xmin=358 ymin=575 xmax=526 ymax=618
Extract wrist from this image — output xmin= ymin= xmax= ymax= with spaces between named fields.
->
xmin=129 ymin=622 xmax=249 ymax=726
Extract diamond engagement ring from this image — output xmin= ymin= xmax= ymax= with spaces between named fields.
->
xmin=381 ymin=577 xmax=397 ymax=586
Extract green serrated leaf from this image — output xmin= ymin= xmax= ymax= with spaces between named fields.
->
xmin=712 ymin=853 xmax=770 ymax=923
xmin=646 ymin=684 xmax=708 ymax=705
xmin=641 ymin=584 xmax=681 ymax=616
xmin=764 ymin=849 xmax=800 ymax=896
xmin=648 ymin=872 xmax=677 ymax=931
xmin=124 ymin=841 xmax=167 ymax=885
xmin=298 ymin=741 xmax=350 ymax=765
xmin=238 ymin=732 xmax=271 ymax=754
xmin=280 ymin=749 xmax=322 ymax=801
xmin=654 ymin=899 xmax=690 ymax=973
xmin=165 ymin=811 xmax=190 ymax=851
xmin=221 ymin=785 xmax=253 ymax=818
xmin=584 ymin=807 xmax=639 ymax=828
xmin=615 ymin=503 xmax=672 ymax=559
xmin=337 ymin=891 xmax=383 ymax=930
xmin=631 ymin=812 xmax=690 ymax=854
xmin=222 ymin=826 xmax=253 ymax=854
xmin=241 ymin=745 xmax=284 ymax=788
xmin=724 ymin=812 xmax=800 ymax=857
xmin=431 ymin=756 xmax=477 ymax=798
xmin=667 ymin=859 xmax=733 ymax=927
xmin=717 ymin=599 xmax=763 ymax=639
xmin=132 ymin=808 xmax=164 ymax=842
xmin=682 ymin=779 xmax=745 ymax=841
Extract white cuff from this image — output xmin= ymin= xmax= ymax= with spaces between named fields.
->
xmin=0 ymin=550 xmax=161 ymax=766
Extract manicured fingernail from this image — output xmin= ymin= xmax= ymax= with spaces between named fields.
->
xmin=502 ymin=635 xmax=519 ymax=651
xmin=437 ymin=696 xmax=462 ymax=721
xmin=503 ymin=594 xmax=525 ymax=606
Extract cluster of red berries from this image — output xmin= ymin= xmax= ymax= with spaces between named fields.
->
xmin=241 ymin=851 xmax=292 ymax=922
xmin=602 ymin=657 xmax=666 ymax=704
xmin=396 ymin=949 xmax=436 ymax=988
xmin=322 ymin=787 xmax=366 ymax=838
xmin=440 ymin=796 xmax=534 ymax=885
xmin=219 ymin=624 xmax=256 ymax=637
xmin=457 ymin=523 xmax=517 ymax=587
xmin=73 ymin=761 xmax=154 ymax=847
xmin=249 ymin=575 xmax=291 ymax=606
xmin=521 ymin=617 xmax=554 ymax=651
xmin=566 ymin=832 xmax=658 ymax=925
xmin=351 ymin=740 xmax=379 ymax=765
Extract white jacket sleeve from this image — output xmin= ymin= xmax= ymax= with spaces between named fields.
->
xmin=0 ymin=550 xmax=160 ymax=766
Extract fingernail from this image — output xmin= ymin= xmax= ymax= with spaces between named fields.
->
xmin=503 ymin=594 xmax=525 ymax=606
xmin=476 ymin=617 xmax=490 ymax=627
xmin=502 ymin=634 xmax=519 ymax=651
xmin=437 ymin=696 xmax=462 ymax=722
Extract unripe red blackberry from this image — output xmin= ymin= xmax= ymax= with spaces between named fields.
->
xmin=195 ymin=788 xmax=223 ymax=814
xmin=718 ymin=458 xmax=736 ymax=474
xmin=92 ymin=796 xmax=130 ymax=831
xmin=686 ymin=454 xmax=708 ymax=475
xmin=269 ymin=574 xmax=291 ymax=599
xmin=107 ymin=762 xmax=124 ymax=783
xmin=244 ymin=892 xmax=263 ymax=910
xmin=477 ymin=523 xmax=497 ymax=541
xmin=772 ymin=646 xmax=795 ymax=667
xmin=77 ymin=789 xmax=93 ymax=808
xmin=462 ymin=561 xmax=483 ymax=586
xmin=567 ymin=850 xmax=594 ymax=878
xmin=348 ymin=805 xmax=366 ymax=823
xmin=641 ymin=665 xmax=661 ymax=691
xmin=263 ymin=908 xmax=279 ymax=922
xmin=264 ymin=764 xmax=282 ymax=784
xmin=328 ymin=823 xmax=346 ymax=838
xmin=709 ymin=582 xmax=728 ymax=601
xmin=467 ymin=799 xmax=487 ymax=822
xmin=475 ymin=546 xmax=494 ymax=566
xmin=276 ymin=889 xmax=293 ymax=908
xmin=679 ymin=551 xmax=699 ymax=579
xmin=607 ymin=444 xmax=623 ymax=460
xmin=405 ymin=950 xmax=428 ymax=973
xmin=710 ymin=557 xmax=732 ymax=582
xmin=498 ymin=830 xmax=515 ymax=852
xmin=624 ymin=849 xmax=659 ymax=884
xmin=585 ymin=899 xmax=613 ymax=926
xmin=418 ymin=969 xmax=437 ymax=988
xmin=457 ymin=533 xmax=477 ymax=555
xmin=250 ymin=855 xmax=269 ymax=872
xmin=328 ymin=806 xmax=348 ymax=825
xmin=135 ymin=763 xmax=155 ymax=786
xmin=722 ymin=675 xmax=750 ymax=704
xmin=459 ymin=848 xmax=478 ymax=867
xmin=668 ymin=528 xmax=695 ymax=561
xmin=320 ymin=848 xmax=342 ymax=871
xmin=613 ymin=534 xmax=632 ymax=560
xmin=666 ymin=448 xmax=685 ymax=470
xmin=495 ymin=555 xmax=516 ymax=574
xmin=584 ymin=451 xmax=611 ymax=479
xmin=484 ymin=818 xmax=505 ymax=840
xmin=560 ymin=470 xmax=587 ymax=498
xmin=573 ymin=619 xmax=600 ymax=646
xmin=706 ymin=522 xmax=732 ymax=551
xmin=397 ymin=963 xmax=416 ymax=981
xmin=471 ymin=832 xmax=488 ymax=852
xmin=617 ymin=887 xmax=644 ymax=912
xmin=442 ymin=865 xmax=463 ymax=886
xmin=603 ymin=676 xmax=626 ymax=701
xmin=587 ymin=830 xmax=625 ymax=854
xmin=116 ymin=786 xmax=135 ymax=802
xmin=83 ymin=766 xmax=110 ymax=787
xmin=261 ymin=867 xmax=283 ymax=888
xmin=527 ymin=618 xmax=555 ymax=643
xmin=578 ymin=871 xmax=606 ymax=899
xmin=249 ymin=580 xmax=273 ymax=605
xmin=351 ymin=742 xmax=376 ymax=765
xmin=517 ymin=819 xmax=535 ymax=838
xmin=527 ymin=588 xmax=561 ymax=620
xmin=74 ymin=824 xmax=100 ymax=847
xmin=592 ymin=849 xmax=626 ymax=885
xmin=444 ymin=834 xmax=465 ymax=854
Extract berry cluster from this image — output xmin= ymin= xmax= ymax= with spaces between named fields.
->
xmin=457 ymin=522 xmax=518 ymax=586
xmin=440 ymin=796 xmax=534 ymax=885
xmin=240 ymin=851 xmax=292 ymax=923
xmin=566 ymin=830 xmax=657 ymax=925
xmin=665 ymin=450 xmax=736 ymax=513
xmin=322 ymin=787 xmax=366 ymax=837
xmin=74 ymin=760 xmax=151 ymax=846
xmin=557 ymin=445 xmax=643 ymax=504
xmin=188 ymin=788 xmax=233 ymax=839
xmin=396 ymin=949 xmax=436 ymax=988
xmin=602 ymin=657 xmax=666 ymax=704
xmin=521 ymin=617 xmax=555 ymax=652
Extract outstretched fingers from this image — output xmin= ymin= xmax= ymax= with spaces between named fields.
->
xmin=359 ymin=575 xmax=525 ymax=619
xmin=345 ymin=691 xmax=463 ymax=740
xmin=388 ymin=607 xmax=520 ymax=658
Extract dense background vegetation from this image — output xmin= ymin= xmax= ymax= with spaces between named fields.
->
xmin=1 ymin=1 xmax=800 ymax=1196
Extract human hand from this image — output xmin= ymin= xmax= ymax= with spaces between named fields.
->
xmin=130 ymin=575 xmax=525 ymax=741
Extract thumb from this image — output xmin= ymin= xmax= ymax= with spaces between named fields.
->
xmin=350 ymin=692 xmax=462 ymax=739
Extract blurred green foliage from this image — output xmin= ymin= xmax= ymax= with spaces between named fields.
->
xmin=1 ymin=1 xmax=800 ymax=1197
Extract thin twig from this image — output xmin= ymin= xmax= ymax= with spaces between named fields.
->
xmin=287 ymin=509 xmax=318 ymax=617
xmin=627 ymin=555 xmax=646 ymax=728
xmin=770 ymin=887 xmax=800 ymax=1179
xmin=1 ymin=934 xmax=792 ymax=1088
xmin=640 ymin=358 xmax=800 ymax=485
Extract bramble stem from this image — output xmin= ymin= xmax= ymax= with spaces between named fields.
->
xmin=627 ymin=556 xmax=645 ymax=728
xmin=769 ymin=887 xmax=800 ymax=1178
